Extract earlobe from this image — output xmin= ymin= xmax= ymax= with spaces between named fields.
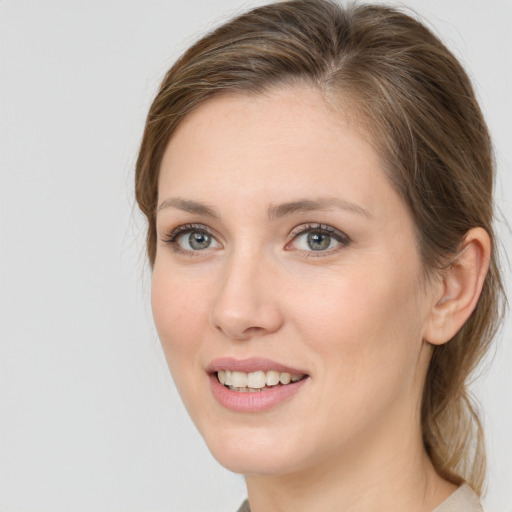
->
xmin=424 ymin=227 xmax=491 ymax=346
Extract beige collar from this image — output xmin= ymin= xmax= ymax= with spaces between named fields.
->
xmin=237 ymin=483 xmax=483 ymax=512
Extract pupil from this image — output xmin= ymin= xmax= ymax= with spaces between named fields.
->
xmin=189 ymin=232 xmax=211 ymax=249
xmin=307 ymin=232 xmax=330 ymax=251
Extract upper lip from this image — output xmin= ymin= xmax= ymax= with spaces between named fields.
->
xmin=207 ymin=357 xmax=308 ymax=375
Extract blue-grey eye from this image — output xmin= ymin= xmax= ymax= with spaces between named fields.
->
xmin=190 ymin=232 xmax=211 ymax=249
xmin=176 ymin=230 xmax=220 ymax=251
xmin=306 ymin=231 xmax=331 ymax=251
xmin=290 ymin=225 xmax=349 ymax=253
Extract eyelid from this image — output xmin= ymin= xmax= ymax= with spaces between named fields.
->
xmin=289 ymin=223 xmax=349 ymax=240
xmin=162 ymin=223 xmax=214 ymax=243
xmin=286 ymin=223 xmax=351 ymax=252
xmin=160 ymin=223 xmax=222 ymax=254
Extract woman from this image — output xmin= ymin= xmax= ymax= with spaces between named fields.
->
xmin=135 ymin=1 xmax=505 ymax=510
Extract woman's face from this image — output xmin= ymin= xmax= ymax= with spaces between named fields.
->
xmin=152 ymin=86 xmax=439 ymax=476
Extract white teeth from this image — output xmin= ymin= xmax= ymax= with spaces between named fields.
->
xmin=231 ymin=371 xmax=248 ymax=388
xmin=247 ymin=371 xmax=266 ymax=388
xmin=266 ymin=370 xmax=280 ymax=386
xmin=279 ymin=372 xmax=291 ymax=385
xmin=217 ymin=370 xmax=306 ymax=389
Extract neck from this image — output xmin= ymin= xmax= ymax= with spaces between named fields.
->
xmin=244 ymin=405 xmax=456 ymax=512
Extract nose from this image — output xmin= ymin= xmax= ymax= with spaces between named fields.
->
xmin=210 ymin=250 xmax=284 ymax=341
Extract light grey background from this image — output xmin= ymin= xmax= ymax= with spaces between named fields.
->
xmin=0 ymin=1 xmax=510 ymax=511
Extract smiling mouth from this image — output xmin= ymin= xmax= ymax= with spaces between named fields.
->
xmin=216 ymin=370 xmax=307 ymax=392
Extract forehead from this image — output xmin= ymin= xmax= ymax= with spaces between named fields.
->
xmin=157 ymin=85 xmax=405 ymax=227
xmin=164 ymin=86 xmax=344 ymax=168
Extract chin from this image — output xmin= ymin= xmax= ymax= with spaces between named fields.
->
xmin=214 ymin=449 xmax=298 ymax=476
xmin=203 ymin=425 xmax=306 ymax=476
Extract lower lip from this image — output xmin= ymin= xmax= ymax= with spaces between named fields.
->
xmin=209 ymin=374 xmax=308 ymax=412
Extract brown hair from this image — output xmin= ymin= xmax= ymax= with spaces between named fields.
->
xmin=135 ymin=0 xmax=505 ymax=494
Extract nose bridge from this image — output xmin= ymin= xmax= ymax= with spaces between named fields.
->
xmin=210 ymin=243 xmax=282 ymax=340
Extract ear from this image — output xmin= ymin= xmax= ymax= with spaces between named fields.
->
xmin=424 ymin=227 xmax=491 ymax=345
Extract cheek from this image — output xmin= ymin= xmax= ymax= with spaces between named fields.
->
xmin=291 ymin=262 xmax=425 ymax=390
xmin=291 ymin=268 xmax=426 ymax=448
xmin=151 ymin=267 xmax=210 ymax=381
xmin=294 ymin=264 xmax=420 ymax=340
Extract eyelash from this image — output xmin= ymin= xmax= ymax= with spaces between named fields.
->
xmin=288 ymin=223 xmax=351 ymax=255
xmin=162 ymin=223 xmax=216 ymax=253
xmin=161 ymin=223 xmax=351 ymax=255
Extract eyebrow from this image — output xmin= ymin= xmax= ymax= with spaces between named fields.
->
xmin=267 ymin=197 xmax=372 ymax=220
xmin=156 ymin=198 xmax=219 ymax=218
xmin=156 ymin=196 xmax=372 ymax=219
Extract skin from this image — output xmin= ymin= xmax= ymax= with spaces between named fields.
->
xmin=151 ymin=85 xmax=489 ymax=512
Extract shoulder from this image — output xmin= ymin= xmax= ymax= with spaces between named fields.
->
xmin=236 ymin=500 xmax=250 ymax=512
xmin=432 ymin=484 xmax=483 ymax=512
xmin=237 ymin=485 xmax=483 ymax=512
